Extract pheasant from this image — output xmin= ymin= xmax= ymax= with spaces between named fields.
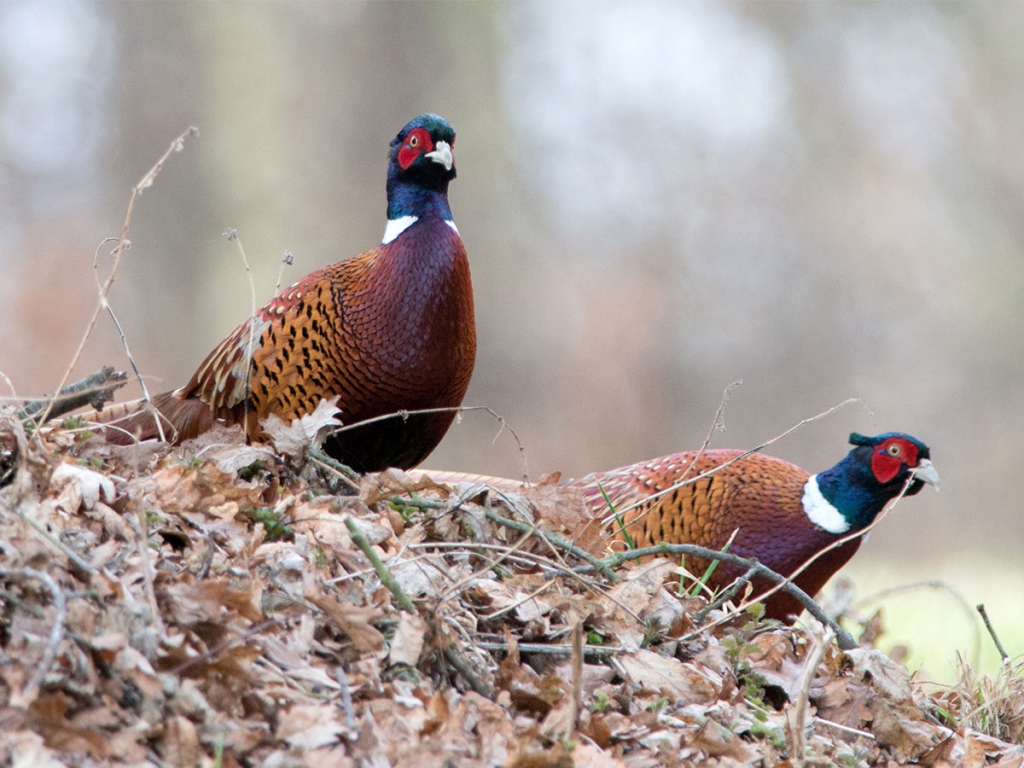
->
xmin=101 ymin=113 xmax=475 ymax=472
xmin=419 ymin=432 xmax=939 ymax=622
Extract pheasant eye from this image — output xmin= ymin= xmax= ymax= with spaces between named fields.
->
xmin=886 ymin=444 xmax=902 ymax=457
xmin=409 ymin=136 xmax=419 ymax=148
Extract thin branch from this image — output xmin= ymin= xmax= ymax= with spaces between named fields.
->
xmin=343 ymin=512 xmax=493 ymax=696
xmin=977 ymin=603 xmax=1009 ymax=661
xmin=38 ymin=127 xmax=199 ymax=427
xmin=811 ymin=717 xmax=875 ymax=740
xmin=128 ymin=510 xmax=167 ymax=641
xmin=790 ymin=628 xmax=834 ymax=768
xmin=168 ymin=619 xmax=278 ymax=676
xmin=592 ymin=542 xmax=856 ymax=650
xmin=568 ymin=616 xmax=584 ymax=738
xmin=17 ymin=367 xmax=128 ymax=422
xmin=474 ymin=640 xmax=627 ymax=657
xmin=308 ymin=449 xmax=360 ymax=486
xmin=333 ymin=666 xmax=357 ymax=740
xmin=0 ymin=416 xmax=99 ymax=576
xmin=405 ymin=541 xmax=593 ymax=584
xmin=693 ymin=564 xmax=758 ymax=622
xmin=223 ymin=228 xmax=260 ymax=435
xmin=0 ymin=566 xmax=67 ymax=704
xmin=483 ymin=507 xmax=618 ymax=582
xmin=343 ymin=515 xmax=416 ymax=613
xmin=598 ymin=382 xmax=742 ymax=540
xmin=276 ymin=250 xmax=294 ymax=295
xmin=715 ymin=477 xmax=916 ymax=630
xmin=16 ymin=514 xmax=98 ymax=577
xmin=99 ymin=301 xmax=157 ymax=438
xmin=441 ymin=644 xmax=493 ymax=698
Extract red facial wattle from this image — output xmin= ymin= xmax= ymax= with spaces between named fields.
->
xmin=870 ymin=437 xmax=919 ymax=484
xmin=397 ymin=127 xmax=435 ymax=170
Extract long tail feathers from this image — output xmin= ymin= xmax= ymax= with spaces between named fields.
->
xmin=409 ymin=468 xmax=531 ymax=492
xmin=84 ymin=391 xmax=217 ymax=445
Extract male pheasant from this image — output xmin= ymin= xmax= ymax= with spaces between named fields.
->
xmin=103 ymin=114 xmax=475 ymax=472
xmin=421 ymin=432 xmax=939 ymax=622
xmin=576 ymin=432 xmax=938 ymax=621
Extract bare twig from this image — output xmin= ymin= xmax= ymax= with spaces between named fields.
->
xmin=790 ymin=628 xmax=834 ymax=768
xmin=442 ymin=643 xmax=493 ymax=698
xmin=276 ymin=250 xmax=294 ymax=295
xmin=224 ymin=228 xmax=260 ymax=432
xmin=16 ymin=514 xmax=98 ymax=577
xmin=474 ymin=640 xmax=627 ymax=657
xmin=334 ymin=666 xmax=357 ymax=740
xmin=39 ymin=127 xmax=198 ymax=428
xmin=476 ymin=496 xmax=851 ymax=646
xmin=128 ymin=510 xmax=167 ymax=640
xmin=343 ymin=513 xmax=493 ymax=696
xmin=593 ymin=542 xmax=857 ymax=650
xmin=596 ymin=381 xmax=744 ymax=546
xmin=693 ymin=564 xmax=758 ymax=621
xmin=169 ymin=619 xmax=278 ymax=676
xmin=483 ymin=507 xmax=618 ymax=582
xmin=0 ymin=416 xmax=99 ymax=575
xmin=308 ymin=449 xmax=360 ymax=487
xmin=568 ymin=616 xmax=583 ymax=738
xmin=405 ymin=541 xmax=593 ymax=584
xmin=977 ymin=603 xmax=1009 ymax=661
xmin=17 ymin=367 xmax=128 ymax=422
xmin=811 ymin=717 xmax=875 ymax=740
xmin=343 ymin=515 xmax=416 ymax=613
xmin=0 ymin=566 xmax=67 ymax=704
xmin=93 ymin=241 xmax=154 ymax=420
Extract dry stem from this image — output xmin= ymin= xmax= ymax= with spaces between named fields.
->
xmin=0 ymin=566 xmax=67 ymax=705
xmin=790 ymin=628 xmax=834 ymax=768
xmin=39 ymin=127 xmax=198 ymax=429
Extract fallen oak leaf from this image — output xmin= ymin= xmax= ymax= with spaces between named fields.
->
xmin=157 ymin=715 xmax=200 ymax=768
xmin=524 ymin=474 xmax=607 ymax=557
xmin=306 ymin=591 xmax=385 ymax=653
xmin=261 ymin=397 xmax=343 ymax=458
xmin=276 ymin=704 xmax=347 ymax=751
xmin=845 ymin=648 xmax=914 ymax=702
xmin=49 ymin=461 xmax=115 ymax=512
xmin=387 ymin=612 xmax=428 ymax=667
xmin=617 ymin=648 xmax=721 ymax=705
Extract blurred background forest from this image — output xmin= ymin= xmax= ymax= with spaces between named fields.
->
xmin=0 ymin=1 xmax=1021 ymax=675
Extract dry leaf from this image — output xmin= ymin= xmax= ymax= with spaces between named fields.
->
xmin=388 ymin=612 xmax=428 ymax=667
xmin=572 ymin=742 xmax=626 ymax=767
xmin=277 ymin=704 xmax=346 ymax=750
xmin=617 ymin=649 xmax=721 ymax=704
xmin=158 ymin=715 xmax=200 ymax=768
xmin=49 ymin=462 xmax=115 ymax=512
xmin=845 ymin=648 xmax=914 ymax=702
xmin=261 ymin=397 xmax=343 ymax=456
xmin=7 ymin=730 xmax=67 ymax=768
xmin=525 ymin=478 xmax=607 ymax=556
xmin=690 ymin=717 xmax=756 ymax=762
xmin=306 ymin=591 xmax=385 ymax=652
xmin=0 ymin=385 xmax=993 ymax=768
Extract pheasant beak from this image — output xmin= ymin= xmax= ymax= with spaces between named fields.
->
xmin=426 ymin=141 xmax=453 ymax=171
xmin=911 ymin=458 xmax=940 ymax=490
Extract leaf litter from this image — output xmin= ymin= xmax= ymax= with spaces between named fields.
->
xmin=0 ymin=414 xmax=1020 ymax=767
